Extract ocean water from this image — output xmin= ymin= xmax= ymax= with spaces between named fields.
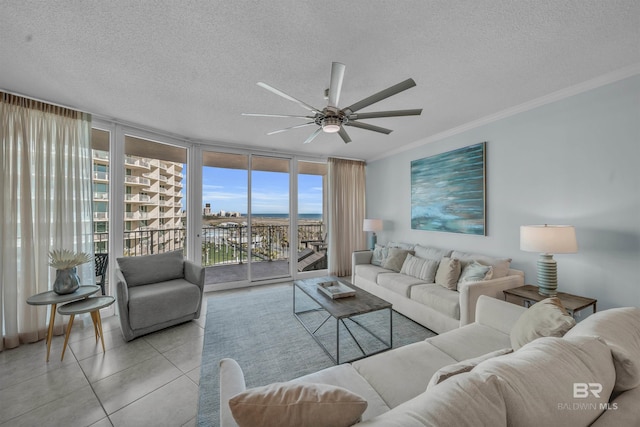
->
xmin=249 ymin=213 xmax=322 ymax=220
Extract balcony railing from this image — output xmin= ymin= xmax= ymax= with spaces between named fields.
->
xmin=125 ymin=156 xmax=151 ymax=169
xmin=92 ymin=223 xmax=325 ymax=266
xmin=93 ymin=171 xmax=108 ymax=181
xmin=124 ymin=176 xmax=151 ymax=186
xmin=94 ymin=192 xmax=108 ymax=200
xmin=125 ymin=194 xmax=152 ymax=203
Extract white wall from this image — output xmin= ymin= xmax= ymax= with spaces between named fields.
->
xmin=366 ymin=75 xmax=640 ymax=312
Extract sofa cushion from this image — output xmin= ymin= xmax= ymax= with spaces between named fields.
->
xmin=413 ymin=245 xmax=452 ymax=261
xmin=426 ymin=348 xmax=513 ymax=390
xmin=472 ymin=336 xmax=616 ymax=427
xmin=458 ymin=261 xmax=493 ymax=284
xmin=127 ymin=279 xmax=201 ymax=330
xmin=510 ymin=297 xmax=576 ymax=350
xmin=117 ymin=250 xmax=184 ymax=287
xmin=410 ymin=284 xmax=460 ymax=320
xmin=370 ymin=244 xmax=389 ymax=267
xmin=387 ymin=241 xmax=415 ymax=250
xmin=434 ymin=257 xmax=461 ymax=290
xmin=565 ymin=307 xmax=640 ymax=393
xmin=450 ymin=250 xmax=512 ymax=279
xmin=355 ymin=264 xmax=393 ymax=283
xmin=377 ymin=273 xmax=426 ymax=298
xmin=382 ymin=248 xmax=414 ymax=272
xmin=427 ymin=323 xmax=512 ymax=361
xmin=356 ymin=373 xmax=507 ymax=427
xmin=293 ymin=363 xmax=390 ymax=421
xmin=352 ymin=341 xmax=458 ymax=409
xmin=228 ymin=382 xmax=367 ymax=427
xmin=400 ymin=254 xmax=439 ymax=283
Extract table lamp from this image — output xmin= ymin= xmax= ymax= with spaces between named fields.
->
xmin=363 ymin=219 xmax=383 ymax=250
xmin=520 ymin=224 xmax=578 ymax=296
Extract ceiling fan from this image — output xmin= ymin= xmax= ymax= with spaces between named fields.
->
xmin=242 ymin=62 xmax=422 ymax=144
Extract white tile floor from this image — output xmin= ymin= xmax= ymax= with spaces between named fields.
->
xmin=0 ymin=294 xmax=214 ymax=427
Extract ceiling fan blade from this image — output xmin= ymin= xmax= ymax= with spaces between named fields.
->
xmin=267 ymin=122 xmax=316 ymax=135
xmin=328 ymin=62 xmax=346 ymax=108
xmin=338 ymin=127 xmax=351 ymax=144
xmin=343 ymin=78 xmax=417 ymax=114
xmin=348 ymin=109 xmax=422 ymax=120
xmin=242 ymin=113 xmax=315 ymax=119
xmin=303 ymin=128 xmax=323 ymax=144
xmin=345 ymin=121 xmax=393 ymax=134
xmin=257 ymin=82 xmax=322 ymax=114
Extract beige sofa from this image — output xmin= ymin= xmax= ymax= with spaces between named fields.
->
xmin=352 ymin=243 xmax=524 ymax=333
xmin=219 ymin=296 xmax=640 ymax=427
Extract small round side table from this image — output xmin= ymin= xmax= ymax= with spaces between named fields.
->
xmin=57 ymin=296 xmax=115 ymax=361
xmin=26 ymin=285 xmax=100 ymax=362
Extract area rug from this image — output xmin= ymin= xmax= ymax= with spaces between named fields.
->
xmin=197 ymin=284 xmax=436 ymax=427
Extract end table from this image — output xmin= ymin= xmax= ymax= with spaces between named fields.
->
xmin=57 ymin=296 xmax=115 ymax=361
xmin=26 ymin=285 xmax=100 ymax=362
xmin=503 ymin=285 xmax=597 ymax=319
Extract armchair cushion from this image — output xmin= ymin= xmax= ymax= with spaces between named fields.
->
xmin=128 ymin=279 xmax=201 ymax=330
xmin=117 ymin=250 xmax=184 ymax=287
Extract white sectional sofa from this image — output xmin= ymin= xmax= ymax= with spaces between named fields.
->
xmin=219 ymin=296 xmax=640 ymax=427
xmin=352 ymin=243 xmax=524 ymax=333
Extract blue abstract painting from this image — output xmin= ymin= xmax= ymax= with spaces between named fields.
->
xmin=411 ymin=142 xmax=486 ymax=235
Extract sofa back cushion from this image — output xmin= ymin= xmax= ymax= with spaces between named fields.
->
xmin=117 ymin=250 xmax=184 ymax=287
xmin=565 ymin=307 xmax=640 ymax=393
xmin=450 ymin=250 xmax=512 ymax=279
xmin=472 ymin=336 xmax=616 ymax=427
xmin=357 ymin=372 xmax=507 ymax=427
xmin=413 ymin=245 xmax=452 ymax=261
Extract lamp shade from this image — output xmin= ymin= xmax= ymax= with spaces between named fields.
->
xmin=520 ymin=225 xmax=578 ymax=254
xmin=363 ymin=219 xmax=383 ymax=232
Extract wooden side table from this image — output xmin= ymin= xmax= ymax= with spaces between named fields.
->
xmin=57 ymin=296 xmax=115 ymax=361
xmin=503 ymin=285 xmax=597 ymax=319
xmin=26 ymin=285 xmax=100 ymax=362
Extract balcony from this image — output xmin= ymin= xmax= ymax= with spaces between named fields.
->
xmin=124 ymin=212 xmax=149 ymax=220
xmin=125 ymin=156 xmax=151 ymax=169
xmin=93 ymin=171 xmax=108 ymax=181
xmin=158 ymin=200 xmax=173 ymax=207
xmin=124 ymin=176 xmax=151 ymax=186
xmin=94 ymin=192 xmax=108 ymax=200
xmin=125 ymin=194 xmax=152 ymax=203
xmin=94 ymin=212 xmax=108 ymax=220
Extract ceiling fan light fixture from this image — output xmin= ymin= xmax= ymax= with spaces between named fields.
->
xmin=322 ymin=116 xmax=341 ymax=133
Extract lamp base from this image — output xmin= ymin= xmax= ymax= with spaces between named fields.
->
xmin=537 ymin=253 xmax=558 ymax=297
xmin=367 ymin=233 xmax=377 ymax=251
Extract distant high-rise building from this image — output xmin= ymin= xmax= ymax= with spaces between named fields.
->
xmin=204 ymin=203 xmax=211 ymax=215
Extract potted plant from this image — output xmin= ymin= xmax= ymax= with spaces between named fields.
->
xmin=49 ymin=249 xmax=92 ymax=295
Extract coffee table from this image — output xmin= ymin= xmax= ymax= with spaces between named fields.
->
xmin=293 ymin=276 xmax=392 ymax=364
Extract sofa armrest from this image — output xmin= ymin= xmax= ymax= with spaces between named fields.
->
xmin=474 ymin=295 xmax=527 ymax=335
xmin=458 ymin=271 xmax=525 ymax=326
xmin=184 ymin=260 xmax=205 ymax=290
xmin=115 ymin=268 xmax=135 ymax=341
xmin=219 ymin=358 xmax=247 ymax=427
xmin=352 ymin=251 xmax=373 ymax=283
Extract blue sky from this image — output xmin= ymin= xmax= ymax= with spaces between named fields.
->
xmin=202 ymin=167 xmax=322 ymax=214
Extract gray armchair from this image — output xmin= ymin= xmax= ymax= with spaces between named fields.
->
xmin=115 ymin=250 xmax=205 ymax=342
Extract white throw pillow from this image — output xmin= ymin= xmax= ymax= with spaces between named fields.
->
xmin=565 ymin=307 xmax=640 ymax=393
xmin=510 ymin=297 xmax=576 ymax=350
xmin=457 ymin=261 xmax=493 ymax=284
xmin=400 ymin=254 xmax=439 ymax=282
xmin=370 ymin=244 xmax=388 ymax=267
xmin=426 ymin=348 xmax=513 ymax=390
xmin=229 ymin=382 xmax=367 ymax=427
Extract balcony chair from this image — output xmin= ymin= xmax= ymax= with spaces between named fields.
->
xmin=94 ymin=253 xmax=108 ymax=295
xmin=115 ymin=250 xmax=205 ymax=342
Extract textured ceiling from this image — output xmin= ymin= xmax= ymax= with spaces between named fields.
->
xmin=1 ymin=1 xmax=639 ymax=161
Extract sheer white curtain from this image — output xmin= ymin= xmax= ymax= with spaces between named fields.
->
xmin=1 ymin=93 xmax=94 ymax=351
xmin=327 ymin=157 xmax=366 ymax=277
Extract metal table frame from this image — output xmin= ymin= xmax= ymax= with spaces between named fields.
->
xmin=293 ymin=280 xmax=392 ymax=364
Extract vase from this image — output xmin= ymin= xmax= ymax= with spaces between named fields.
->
xmin=53 ymin=267 xmax=80 ymax=295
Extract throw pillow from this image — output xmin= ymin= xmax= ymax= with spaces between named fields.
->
xmin=457 ymin=261 xmax=493 ymax=284
xmin=382 ymin=248 xmax=414 ymax=272
xmin=510 ymin=297 xmax=576 ymax=350
xmin=434 ymin=257 xmax=461 ymax=290
xmin=565 ymin=306 xmax=640 ymax=393
xmin=450 ymin=250 xmax=512 ymax=279
xmin=426 ymin=348 xmax=513 ymax=390
xmin=370 ymin=244 xmax=388 ymax=267
xmin=400 ymin=254 xmax=439 ymax=282
xmin=228 ymin=382 xmax=368 ymax=427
